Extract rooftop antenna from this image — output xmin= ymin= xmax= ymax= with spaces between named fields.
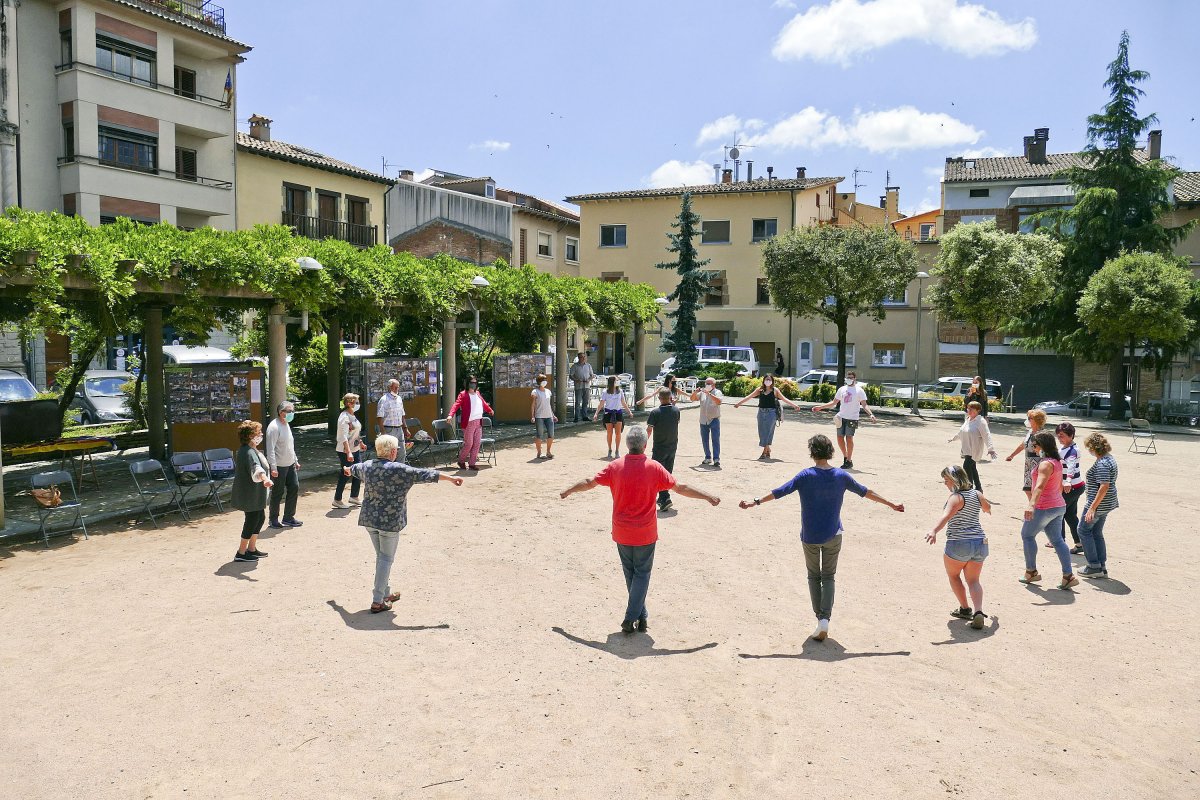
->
xmin=724 ymin=137 xmax=753 ymax=182
xmin=852 ymin=167 xmax=872 ymax=194
xmin=381 ymin=156 xmax=399 ymax=178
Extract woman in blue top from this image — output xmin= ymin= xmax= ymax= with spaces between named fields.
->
xmin=926 ymin=465 xmax=992 ymax=630
xmin=738 ymin=434 xmax=904 ymax=642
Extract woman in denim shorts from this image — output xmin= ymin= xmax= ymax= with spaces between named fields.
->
xmin=926 ymin=465 xmax=991 ymax=630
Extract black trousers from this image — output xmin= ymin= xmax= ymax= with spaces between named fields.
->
xmin=241 ymin=510 xmax=265 ymax=540
xmin=1062 ymin=485 xmax=1085 ymax=544
xmin=652 ymin=444 xmax=677 ymax=505
xmin=962 ymin=455 xmax=983 ymax=492
xmin=269 ymin=463 xmax=299 ymax=521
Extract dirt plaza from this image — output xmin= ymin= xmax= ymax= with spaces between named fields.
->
xmin=1 ymin=407 xmax=1197 ymax=799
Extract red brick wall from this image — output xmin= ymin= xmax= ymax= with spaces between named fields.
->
xmin=100 ymin=196 xmax=160 ymax=220
xmin=98 ymin=106 xmax=158 ymax=133
xmin=391 ymin=222 xmax=511 ymax=266
xmin=938 ymin=354 xmax=979 ymax=376
xmin=938 ymin=320 xmax=1006 ymax=345
xmin=943 ymin=206 xmax=1018 ymax=234
xmin=95 ymin=13 xmax=157 ymax=47
xmin=1073 ymin=358 xmax=1163 ymax=406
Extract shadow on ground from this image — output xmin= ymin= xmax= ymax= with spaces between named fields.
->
xmin=930 ymin=615 xmax=1000 ymax=646
xmin=738 ymin=637 xmax=911 ymax=661
xmin=552 ymin=626 xmax=717 ymax=659
xmin=326 ymin=600 xmax=450 ymax=631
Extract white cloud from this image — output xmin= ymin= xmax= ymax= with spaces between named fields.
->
xmin=696 ymin=114 xmax=764 ymax=146
xmin=645 ymin=159 xmax=718 ymax=188
xmin=771 ymin=0 xmax=798 ymax=9
xmin=714 ymin=105 xmax=982 ymax=154
xmin=772 ymin=0 xmax=1036 ymax=66
xmin=955 ymin=146 xmax=1011 ymax=158
xmin=469 ymin=139 xmax=511 ymax=152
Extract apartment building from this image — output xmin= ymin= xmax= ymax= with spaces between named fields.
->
xmin=891 ymin=207 xmax=940 ymax=242
xmin=236 ymin=115 xmax=392 ymax=248
xmin=566 ymin=171 xmax=939 ymax=382
xmin=0 ymin=0 xmax=249 ymax=384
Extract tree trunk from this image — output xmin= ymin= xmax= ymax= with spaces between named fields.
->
xmin=976 ymin=327 xmax=988 ymax=389
xmin=56 ymin=334 xmax=105 ymax=416
xmin=836 ymin=317 xmax=849 ymax=385
xmin=1107 ymin=349 xmax=1128 ymax=420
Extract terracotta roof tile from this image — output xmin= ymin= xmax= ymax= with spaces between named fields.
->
xmin=236 ymin=132 xmax=392 ymax=184
xmin=943 ymin=150 xmax=1148 ymax=183
xmin=106 ymin=0 xmax=251 ymax=49
xmin=1174 ymin=172 xmax=1200 ymax=204
xmin=566 ymin=177 xmax=842 ymax=203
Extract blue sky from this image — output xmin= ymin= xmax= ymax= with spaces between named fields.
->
xmin=234 ymin=0 xmax=1199 ymax=215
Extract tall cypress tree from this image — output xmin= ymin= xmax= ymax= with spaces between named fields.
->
xmin=656 ymin=192 xmax=709 ymax=375
xmin=1022 ymin=31 xmax=1191 ymax=419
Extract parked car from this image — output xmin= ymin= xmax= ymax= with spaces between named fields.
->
xmin=796 ymin=369 xmax=840 ymax=388
xmin=162 ymin=345 xmax=239 ymax=365
xmin=1034 ymin=391 xmax=1131 ymax=418
xmin=932 ymin=376 xmax=1003 ymax=399
xmin=657 ymin=346 xmax=760 ymax=380
xmin=70 ymin=370 xmax=133 ymax=424
xmin=0 ymin=368 xmax=39 ymax=402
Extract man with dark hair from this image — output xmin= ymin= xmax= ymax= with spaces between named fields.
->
xmin=560 ymin=425 xmax=719 ymax=634
xmin=739 ymin=434 xmax=904 ymax=642
xmin=647 ymin=386 xmax=681 ymax=511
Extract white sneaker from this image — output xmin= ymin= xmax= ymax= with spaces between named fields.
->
xmin=348 ymin=497 xmax=362 ymax=506
xmin=812 ymin=619 xmax=829 ymax=641
xmin=331 ymin=500 xmax=349 ymax=509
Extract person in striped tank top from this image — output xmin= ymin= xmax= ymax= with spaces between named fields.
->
xmin=1055 ymin=422 xmax=1086 ymax=554
xmin=927 ymin=465 xmax=992 ymax=630
xmin=1018 ymin=432 xmax=1078 ymax=590
xmin=1078 ymin=433 xmax=1119 ymax=579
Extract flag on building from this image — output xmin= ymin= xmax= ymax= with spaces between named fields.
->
xmin=222 ymin=69 xmax=233 ymax=107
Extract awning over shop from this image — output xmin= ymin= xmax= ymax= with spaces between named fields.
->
xmin=1008 ymin=184 xmax=1075 ymax=207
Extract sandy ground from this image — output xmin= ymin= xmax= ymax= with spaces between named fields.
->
xmin=1 ymin=408 xmax=1198 ymax=799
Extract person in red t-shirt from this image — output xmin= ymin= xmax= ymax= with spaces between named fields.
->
xmin=560 ymin=424 xmax=720 ymax=633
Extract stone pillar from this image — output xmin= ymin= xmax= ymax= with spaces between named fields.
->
xmin=145 ymin=306 xmax=166 ymax=459
xmin=554 ymin=321 xmax=568 ymax=422
xmin=441 ymin=317 xmax=457 ymax=417
xmin=326 ymin=316 xmax=341 ymax=438
xmin=267 ymin=303 xmax=287 ymax=419
xmin=633 ymin=322 xmax=646 ymax=412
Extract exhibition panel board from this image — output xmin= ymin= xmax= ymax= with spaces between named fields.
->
xmin=492 ymin=353 xmax=554 ymax=423
xmin=165 ymin=364 xmax=267 ymax=456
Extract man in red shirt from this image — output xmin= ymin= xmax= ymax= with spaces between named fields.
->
xmin=560 ymin=425 xmax=720 ymax=633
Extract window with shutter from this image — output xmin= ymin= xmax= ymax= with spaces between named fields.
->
xmin=175 ymin=147 xmax=197 ymax=181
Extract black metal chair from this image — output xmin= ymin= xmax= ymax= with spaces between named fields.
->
xmin=129 ymin=459 xmax=188 ymax=528
xmin=202 ymin=448 xmax=236 ymax=501
xmin=170 ymin=451 xmax=223 ymax=512
xmin=479 ymin=416 xmax=498 ymax=466
xmin=431 ymin=419 xmax=464 ymax=467
xmin=403 ymin=416 xmax=431 ymax=464
xmin=30 ymin=470 xmax=88 ymax=546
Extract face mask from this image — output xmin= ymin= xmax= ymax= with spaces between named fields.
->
xmin=763 ymin=380 xmax=773 ymax=388
xmin=846 ymin=378 xmax=856 ymax=386
xmin=284 ymin=412 xmax=295 ymax=423
xmin=251 ymin=435 xmax=263 ymax=447
xmin=1023 ymin=419 xmax=1031 ymax=429
xmin=539 ymin=381 xmax=547 ymax=388
xmin=469 ymin=384 xmax=478 ymax=391
xmin=971 ymin=383 xmax=979 ymax=389
xmin=349 ymin=404 xmax=358 ymax=413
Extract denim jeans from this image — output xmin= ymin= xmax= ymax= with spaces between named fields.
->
xmin=382 ymin=426 xmax=407 ymax=463
xmin=335 ymin=449 xmax=362 ymax=501
xmin=573 ymin=383 xmax=590 ymax=421
xmin=617 ymin=542 xmax=655 ymax=624
xmin=1019 ymin=506 xmax=1071 ymax=574
xmin=269 ymin=463 xmax=299 ymax=521
xmin=756 ymin=407 xmax=777 ymax=447
xmin=366 ymin=527 xmax=400 ymax=604
xmin=1078 ymin=511 xmax=1109 ymax=570
xmin=700 ymin=418 xmax=721 ymax=461
xmin=803 ymin=534 xmax=843 ymax=620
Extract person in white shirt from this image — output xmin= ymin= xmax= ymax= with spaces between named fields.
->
xmin=689 ymin=377 xmax=724 ymax=467
xmin=376 ymin=379 xmax=408 ymax=463
xmin=265 ymin=401 xmax=302 ymax=528
xmin=334 ymin=392 xmax=367 ymax=509
xmin=530 ymin=373 xmax=558 ymax=459
xmin=812 ymin=371 xmax=876 ymax=469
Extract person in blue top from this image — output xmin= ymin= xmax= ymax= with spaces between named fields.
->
xmin=739 ymin=434 xmax=904 ymax=642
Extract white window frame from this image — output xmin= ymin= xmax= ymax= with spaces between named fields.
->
xmin=823 ymin=343 xmax=855 ymax=367
xmin=700 ymin=219 xmax=731 ymax=245
xmin=751 ymin=218 xmax=778 ymax=242
xmin=919 ymin=223 xmax=935 ymax=241
xmin=872 ymin=344 xmax=906 ymax=368
xmin=565 ymin=236 xmax=579 ymax=263
xmin=600 ymin=224 xmax=626 ymax=248
xmin=536 ymin=230 xmax=553 ymax=258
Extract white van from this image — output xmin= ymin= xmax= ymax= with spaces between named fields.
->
xmin=658 ymin=346 xmax=760 ymax=379
xmin=162 ymin=345 xmax=239 ymax=365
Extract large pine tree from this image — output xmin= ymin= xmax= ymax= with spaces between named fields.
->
xmin=1022 ymin=31 xmax=1190 ymax=419
xmin=656 ymin=192 xmax=709 ymax=375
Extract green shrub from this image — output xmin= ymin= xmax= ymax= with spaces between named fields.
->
xmin=798 ymin=383 xmax=837 ymax=403
xmin=776 ymin=378 xmax=800 ymax=400
xmin=724 ymin=375 xmax=760 ymax=397
xmin=693 ymin=362 xmax=743 ymax=381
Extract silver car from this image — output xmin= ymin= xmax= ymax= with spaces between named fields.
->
xmin=1034 ymin=391 xmax=1131 ymax=418
xmin=71 ymin=370 xmax=134 ymax=423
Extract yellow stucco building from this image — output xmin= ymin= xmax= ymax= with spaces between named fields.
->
xmin=567 ymin=175 xmax=940 ymax=384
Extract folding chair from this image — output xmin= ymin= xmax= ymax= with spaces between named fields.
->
xmin=479 ymin=416 xmax=498 ymax=466
xmin=30 ymin=470 xmax=88 ymax=547
xmin=202 ymin=448 xmax=236 ymax=501
xmin=1128 ymin=418 xmax=1157 ymax=454
xmin=129 ymin=459 xmax=188 ymax=528
xmin=403 ymin=416 xmax=431 ymax=464
xmin=170 ymin=451 xmax=223 ymax=512
xmin=431 ymin=419 xmax=464 ymax=467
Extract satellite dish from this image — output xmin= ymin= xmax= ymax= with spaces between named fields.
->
xmin=728 ymin=147 xmax=741 ymax=160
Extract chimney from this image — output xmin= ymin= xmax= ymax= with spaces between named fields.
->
xmin=1023 ymin=135 xmax=1036 ymax=161
xmin=767 ymin=166 xmax=774 ymax=181
xmin=247 ymin=114 xmax=272 ymax=142
xmin=713 ymin=164 xmax=721 ymax=184
xmin=879 ymin=195 xmax=886 ymax=207
xmin=796 ymin=166 xmax=806 ymax=180
xmin=746 ymin=160 xmax=754 ymax=181
xmin=721 ymin=169 xmax=733 ymax=184
xmin=1148 ymin=129 xmax=1162 ymax=160
xmin=884 ymin=186 xmax=900 ymax=221
xmin=399 ymin=169 xmax=415 ymax=181
xmin=1034 ymin=127 xmax=1049 ymax=142
xmin=1024 ymin=128 xmax=1048 ymax=164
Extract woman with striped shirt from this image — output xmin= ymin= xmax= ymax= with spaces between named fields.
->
xmin=927 ymin=465 xmax=991 ymax=630
xmin=1055 ymin=422 xmax=1086 ymax=554
xmin=1079 ymin=433 xmax=1119 ymax=579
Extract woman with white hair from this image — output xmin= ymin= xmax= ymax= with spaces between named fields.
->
xmin=344 ymin=434 xmax=463 ymax=613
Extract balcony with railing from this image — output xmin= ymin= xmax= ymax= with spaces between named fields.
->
xmin=283 ymin=211 xmax=378 ymax=248
xmin=138 ymin=0 xmax=227 ymax=35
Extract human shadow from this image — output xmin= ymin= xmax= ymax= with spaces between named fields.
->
xmin=1085 ymin=577 xmax=1132 ymax=596
xmin=930 ymin=615 xmax=1000 ymax=646
xmin=551 ymin=626 xmax=717 ymax=660
xmin=656 ymin=508 xmax=679 ymax=518
xmin=214 ymin=561 xmax=258 ymax=582
xmin=1023 ymin=582 xmax=1076 ymax=605
xmin=326 ymin=600 xmax=450 ymax=632
xmin=325 ymin=508 xmax=354 ymax=519
xmin=738 ymin=638 xmax=911 ymax=662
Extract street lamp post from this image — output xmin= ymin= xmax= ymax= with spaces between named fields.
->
xmin=911 ymin=271 xmax=930 ymax=416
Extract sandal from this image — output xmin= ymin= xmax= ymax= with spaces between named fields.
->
xmin=384 ymin=593 xmax=401 ymax=603
xmin=950 ymin=607 xmax=973 ymax=620
xmin=370 ymin=600 xmax=393 ymax=614
xmin=1019 ymin=570 xmax=1042 ymax=584
xmin=1059 ymin=574 xmax=1080 ymax=590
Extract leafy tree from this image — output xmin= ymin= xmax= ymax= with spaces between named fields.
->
xmin=1078 ymin=251 xmax=1196 ymax=408
xmin=762 ymin=224 xmax=918 ymax=384
xmin=1022 ymin=31 xmax=1193 ymax=419
xmin=928 ymin=221 xmax=1061 ymax=389
xmin=656 ymin=193 xmax=709 ymax=375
